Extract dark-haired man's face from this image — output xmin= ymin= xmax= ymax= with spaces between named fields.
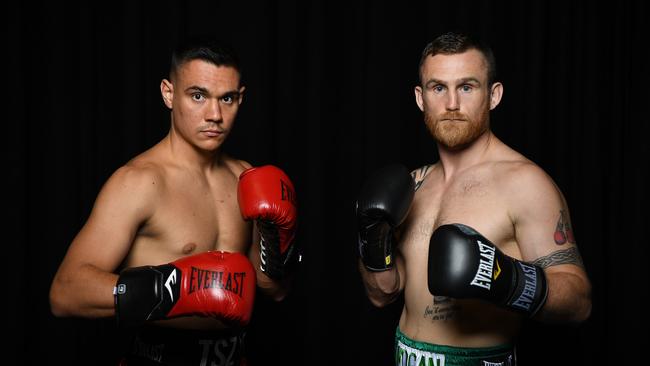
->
xmin=161 ymin=59 xmax=245 ymax=153
xmin=414 ymin=49 xmax=501 ymax=150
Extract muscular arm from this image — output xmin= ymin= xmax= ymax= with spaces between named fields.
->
xmin=359 ymin=253 xmax=405 ymax=307
xmin=360 ymin=165 xmax=428 ymax=307
xmin=49 ymin=165 xmax=158 ymax=318
xmin=509 ymin=165 xmax=592 ymax=323
xmin=533 ymin=249 xmax=591 ymax=323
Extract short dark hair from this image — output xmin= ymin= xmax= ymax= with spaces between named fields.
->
xmin=170 ymin=36 xmax=241 ymax=80
xmin=419 ymin=32 xmax=497 ymax=86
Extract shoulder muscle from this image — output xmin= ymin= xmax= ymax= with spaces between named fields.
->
xmin=66 ymin=163 xmax=164 ymax=270
xmin=504 ymin=163 xmax=581 ymax=265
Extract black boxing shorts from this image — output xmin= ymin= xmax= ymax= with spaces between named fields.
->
xmin=119 ymin=325 xmax=246 ymax=366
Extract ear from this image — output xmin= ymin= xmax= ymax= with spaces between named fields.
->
xmin=160 ymin=79 xmax=174 ymax=109
xmin=414 ymin=86 xmax=424 ymax=112
xmin=489 ymin=82 xmax=503 ymax=110
xmin=237 ymin=86 xmax=246 ymax=105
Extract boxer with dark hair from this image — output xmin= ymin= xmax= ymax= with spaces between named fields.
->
xmin=50 ymin=36 xmax=298 ymax=365
xmin=357 ymin=32 xmax=591 ymax=365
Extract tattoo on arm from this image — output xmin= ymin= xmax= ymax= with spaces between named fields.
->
xmin=411 ymin=165 xmax=431 ymax=192
xmin=554 ymin=209 xmax=576 ymax=244
xmin=531 ymin=247 xmax=584 ymax=268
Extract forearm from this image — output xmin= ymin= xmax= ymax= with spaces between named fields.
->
xmin=535 ymin=270 xmax=592 ymax=323
xmin=256 ymin=269 xmax=291 ymax=302
xmin=50 ymin=263 xmax=117 ymax=318
xmin=359 ymin=258 xmax=403 ymax=307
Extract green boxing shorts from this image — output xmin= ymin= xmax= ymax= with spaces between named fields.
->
xmin=395 ymin=327 xmax=516 ymax=366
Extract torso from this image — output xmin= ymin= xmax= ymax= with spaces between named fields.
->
xmin=398 ymin=148 xmax=531 ymax=347
xmin=123 ymin=141 xmax=251 ymax=330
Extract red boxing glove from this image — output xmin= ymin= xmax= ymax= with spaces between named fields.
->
xmin=115 ymin=251 xmax=256 ymax=328
xmin=238 ymin=165 xmax=298 ymax=279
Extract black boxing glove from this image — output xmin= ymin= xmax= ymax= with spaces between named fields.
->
xmin=428 ymin=223 xmax=548 ymax=317
xmin=356 ymin=164 xmax=415 ymax=271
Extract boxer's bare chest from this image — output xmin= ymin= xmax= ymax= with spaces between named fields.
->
xmin=130 ymin=168 xmax=251 ymax=265
xmin=401 ymin=164 xmax=515 ymax=262
xmin=398 ymin=164 xmax=522 ymax=342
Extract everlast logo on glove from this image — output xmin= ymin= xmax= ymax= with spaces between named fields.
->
xmin=470 ymin=240 xmax=497 ymax=290
xmin=280 ymin=179 xmax=296 ymax=205
xmin=188 ymin=267 xmax=247 ymax=298
xmin=510 ymin=262 xmax=538 ymax=311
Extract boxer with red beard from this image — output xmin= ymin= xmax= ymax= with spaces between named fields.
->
xmin=357 ymin=32 xmax=591 ymax=366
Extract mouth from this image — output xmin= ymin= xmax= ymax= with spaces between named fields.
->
xmin=202 ymin=129 xmax=226 ymax=137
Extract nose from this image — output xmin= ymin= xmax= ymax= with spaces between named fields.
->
xmin=206 ymin=99 xmax=222 ymax=122
xmin=445 ymin=90 xmax=460 ymax=111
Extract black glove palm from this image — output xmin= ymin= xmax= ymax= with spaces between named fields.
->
xmin=356 ymin=164 xmax=415 ymax=271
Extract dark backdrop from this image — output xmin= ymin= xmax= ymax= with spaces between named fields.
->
xmin=4 ymin=1 xmax=648 ymax=365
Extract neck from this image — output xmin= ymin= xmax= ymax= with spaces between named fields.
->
xmin=436 ymin=130 xmax=497 ymax=180
xmin=165 ymin=129 xmax=222 ymax=172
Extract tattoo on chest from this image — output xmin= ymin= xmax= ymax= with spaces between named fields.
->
xmin=423 ymin=296 xmax=461 ymax=322
xmin=531 ymin=247 xmax=584 ymax=268
xmin=554 ymin=209 xmax=576 ymax=244
xmin=411 ymin=165 xmax=432 ymax=192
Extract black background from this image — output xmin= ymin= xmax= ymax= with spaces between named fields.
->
xmin=5 ymin=1 xmax=648 ymax=365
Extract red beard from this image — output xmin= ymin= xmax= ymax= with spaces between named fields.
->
xmin=424 ymin=108 xmax=489 ymax=150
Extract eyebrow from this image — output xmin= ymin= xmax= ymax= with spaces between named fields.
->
xmin=184 ymin=86 xmax=241 ymax=99
xmin=219 ymin=90 xmax=242 ymax=99
xmin=425 ymin=77 xmax=482 ymax=88
xmin=185 ymin=86 xmax=210 ymax=94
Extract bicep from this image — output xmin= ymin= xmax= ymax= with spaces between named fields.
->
xmin=512 ymin=176 xmax=591 ymax=306
xmin=511 ymin=169 xmax=584 ymax=270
